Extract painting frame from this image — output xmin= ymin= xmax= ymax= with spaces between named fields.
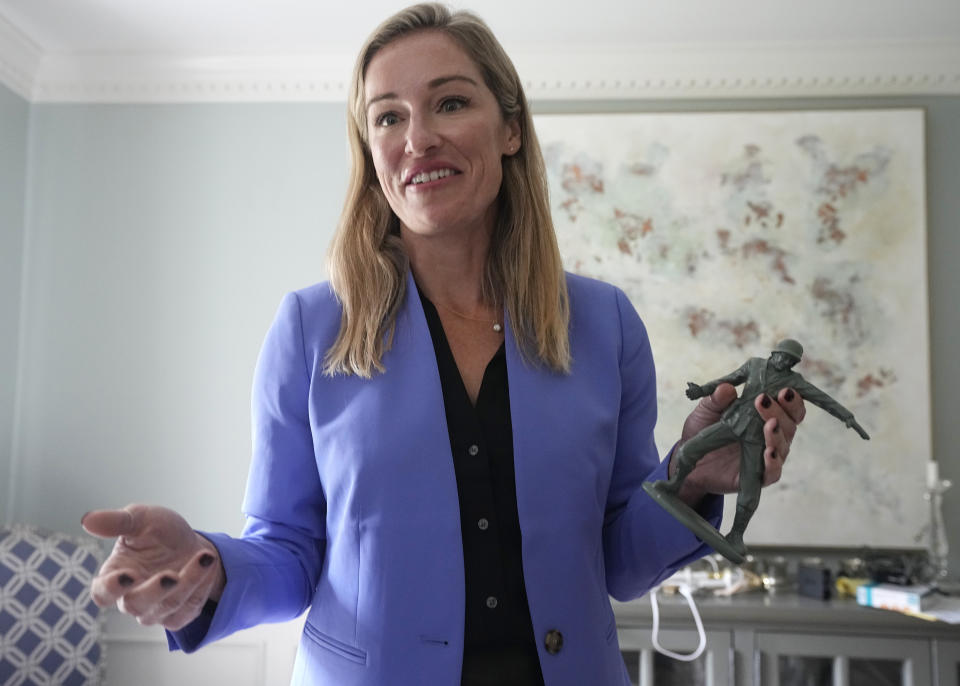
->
xmin=533 ymin=108 xmax=930 ymax=548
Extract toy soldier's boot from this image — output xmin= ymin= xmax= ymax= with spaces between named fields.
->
xmin=724 ymin=505 xmax=753 ymax=557
xmin=658 ymin=445 xmax=696 ymax=495
xmin=724 ymin=531 xmax=746 ymax=558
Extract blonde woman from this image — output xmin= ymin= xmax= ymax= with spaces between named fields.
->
xmin=84 ymin=5 xmax=804 ymax=685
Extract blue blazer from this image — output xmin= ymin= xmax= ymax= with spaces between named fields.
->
xmin=171 ymin=271 xmax=719 ymax=685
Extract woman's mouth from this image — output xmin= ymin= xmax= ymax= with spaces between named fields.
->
xmin=408 ymin=168 xmax=459 ymax=185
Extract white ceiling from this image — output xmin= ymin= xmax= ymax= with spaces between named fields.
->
xmin=4 ymin=0 xmax=960 ymax=53
xmin=2 ymin=0 xmax=959 ymax=102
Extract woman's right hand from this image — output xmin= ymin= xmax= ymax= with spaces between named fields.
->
xmin=82 ymin=504 xmax=226 ymax=631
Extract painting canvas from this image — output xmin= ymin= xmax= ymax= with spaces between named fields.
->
xmin=534 ymin=109 xmax=929 ymax=548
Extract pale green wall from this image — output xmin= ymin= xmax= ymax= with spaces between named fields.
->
xmin=9 ymin=94 xmax=960 ymax=575
xmin=13 ymin=103 xmax=347 ymax=533
xmin=0 ymin=83 xmax=28 ymax=519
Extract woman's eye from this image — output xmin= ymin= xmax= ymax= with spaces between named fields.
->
xmin=439 ymin=97 xmax=468 ymax=113
xmin=375 ymin=112 xmax=399 ymax=127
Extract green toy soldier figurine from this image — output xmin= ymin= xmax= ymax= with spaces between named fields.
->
xmin=643 ymin=339 xmax=870 ymax=563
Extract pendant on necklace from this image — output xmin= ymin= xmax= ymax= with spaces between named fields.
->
xmin=493 ymin=323 xmax=503 ymax=333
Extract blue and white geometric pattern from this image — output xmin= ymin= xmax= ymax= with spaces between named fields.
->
xmin=0 ymin=525 xmax=105 ymax=686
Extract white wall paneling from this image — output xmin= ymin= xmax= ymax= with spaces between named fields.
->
xmin=104 ymin=611 xmax=304 ymax=686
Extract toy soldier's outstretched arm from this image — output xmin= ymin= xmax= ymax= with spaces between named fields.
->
xmin=793 ymin=378 xmax=870 ymax=440
xmin=686 ymin=360 xmax=753 ymax=400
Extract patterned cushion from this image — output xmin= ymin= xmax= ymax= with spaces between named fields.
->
xmin=0 ymin=525 xmax=105 ymax=686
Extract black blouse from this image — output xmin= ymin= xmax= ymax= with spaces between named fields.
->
xmin=419 ymin=292 xmax=545 ymax=686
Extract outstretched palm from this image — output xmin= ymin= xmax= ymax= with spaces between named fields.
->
xmin=83 ymin=504 xmax=224 ymax=630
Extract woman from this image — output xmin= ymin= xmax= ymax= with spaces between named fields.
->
xmin=83 ymin=4 xmax=803 ymax=685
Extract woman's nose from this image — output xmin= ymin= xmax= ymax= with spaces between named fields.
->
xmin=404 ymin=114 xmax=441 ymax=155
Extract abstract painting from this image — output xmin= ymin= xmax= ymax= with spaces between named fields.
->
xmin=534 ymin=109 xmax=929 ymax=548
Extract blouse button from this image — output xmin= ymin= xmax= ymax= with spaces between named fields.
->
xmin=477 ymin=518 xmax=489 ymax=530
xmin=544 ymin=629 xmax=564 ymax=655
xmin=467 ymin=444 xmax=479 ymax=456
xmin=485 ymin=596 xmax=498 ymax=609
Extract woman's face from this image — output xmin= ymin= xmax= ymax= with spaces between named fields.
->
xmin=363 ymin=31 xmax=520 ymax=243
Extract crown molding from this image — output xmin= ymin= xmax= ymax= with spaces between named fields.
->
xmin=27 ymin=53 xmax=358 ymax=103
xmin=3 ymin=36 xmax=959 ymax=104
xmin=515 ymin=40 xmax=960 ymax=100
xmin=0 ymin=12 xmax=42 ymax=100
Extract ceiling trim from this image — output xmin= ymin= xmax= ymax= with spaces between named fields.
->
xmin=513 ymin=40 xmax=960 ymax=100
xmin=3 ymin=37 xmax=959 ymax=103
xmin=0 ymin=12 xmax=42 ymax=100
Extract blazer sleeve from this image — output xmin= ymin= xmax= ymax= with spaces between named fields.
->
xmin=601 ymin=287 xmax=722 ymax=601
xmin=168 ymin=291 xmax=326 ymax=652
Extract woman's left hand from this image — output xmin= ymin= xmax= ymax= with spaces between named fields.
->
xmin=671 ymin=383 xmax=806 ymax=505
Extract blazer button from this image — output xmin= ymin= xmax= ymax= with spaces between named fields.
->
xmin=544 ymin=629 xmax=563 ymax=655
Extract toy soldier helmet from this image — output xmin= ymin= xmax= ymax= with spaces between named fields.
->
xmin=773 ymin=338 xmax=803 ymax=361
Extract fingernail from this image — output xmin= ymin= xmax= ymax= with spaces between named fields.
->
xmin=785 ymin=389 xmax=795 ymax=402
xmin=160 ymin=577 xmax=178 ymax=589
xmin=199 ymin=554 xmax=215 ymax=568
xmin=118 ymin=574 xmax=134 ymax=587
xmin=761 ymin=394 xmax=772 ymax=408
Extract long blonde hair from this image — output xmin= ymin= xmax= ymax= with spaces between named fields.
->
xmin=324 ymin=3 xmax=570 ymax=377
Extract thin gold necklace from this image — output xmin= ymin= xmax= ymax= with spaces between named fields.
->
xmin=433 ymin=301 xmax=503 ymax=333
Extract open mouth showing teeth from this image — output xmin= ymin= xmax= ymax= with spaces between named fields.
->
xmin=409 ymin=169 xmax=457 ymax=185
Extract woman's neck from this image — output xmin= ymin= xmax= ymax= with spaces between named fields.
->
xmin=402 ymin=226 xmax=494 ymax=313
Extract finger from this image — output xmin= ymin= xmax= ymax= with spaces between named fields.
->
xmin=158 ymin=551 xmax=221 ymax=630
xmin=776 ymin=387 xmax=806 ymax=425
xmin=118 ymin=569 xmax=183 ymax=623
xmin=762 ymin=416 xmax=789 ymax=464
xmin=90 ymin=568 xmax=140 ymax=608
xmin=160 ymin=587 xmax=213 ymax=631
xmin=762 ymin=445 xmax=783 ymax=486
xmin=755 ymin=393 xmax=799 ymax=443
xmin=141 ymin=550 xmax=219 ymax=628
xmin=703 ymin=383 xmax=738 ymax=413
xmin=681 ymin=384 xmax=739 ymax=443
xmin=81 ymin=508 xmax=137 ymax=539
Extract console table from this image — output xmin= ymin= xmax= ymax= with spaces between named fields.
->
xmin=613 ymin=590 xmax=960 ymax=686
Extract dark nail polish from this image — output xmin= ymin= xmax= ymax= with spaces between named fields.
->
xmin=761 ymin=394 xmax=772 ymax=408
xmin=118 ymin=574 xmax=134 ymax=587
xmin=160 ymin=577 xmax=178 ymax=589
xmin=785 ymin=389 xmax=795 ymax=402
xmin=199 ymin=554 xmax=215 ymax=568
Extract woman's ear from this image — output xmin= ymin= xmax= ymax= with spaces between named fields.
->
xmin=504 ymin=118 xmax=521 ymax=155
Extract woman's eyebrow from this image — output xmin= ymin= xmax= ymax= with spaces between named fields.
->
xmin=366 ymin=75 xmax=479 ymax=111
xmin=427 ymin=74 xmax=478 ymax=89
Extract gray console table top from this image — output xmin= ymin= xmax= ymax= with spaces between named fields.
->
xmin=612 ymin=591 xmax=960 ymax=639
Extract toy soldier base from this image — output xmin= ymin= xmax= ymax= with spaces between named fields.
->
xmin=642 ymin=481 xmax=746 ymax=563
